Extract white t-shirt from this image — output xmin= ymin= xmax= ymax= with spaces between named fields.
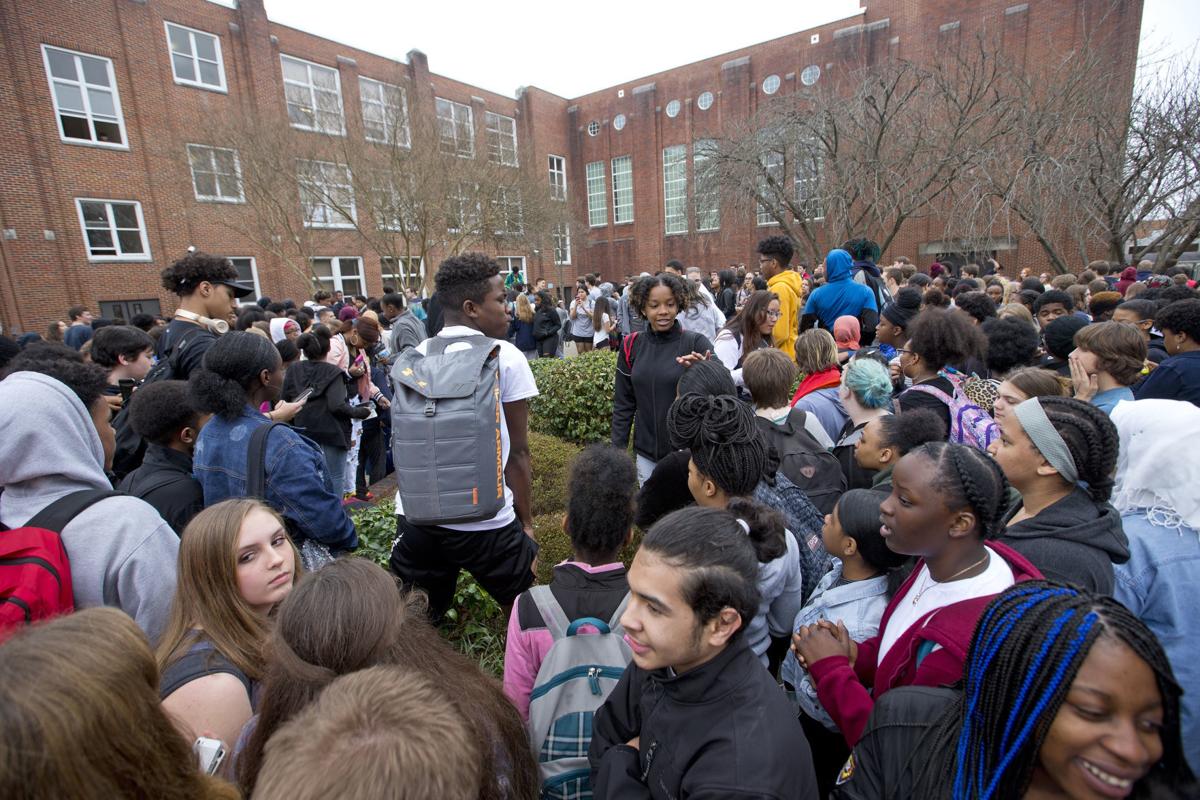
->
xmin=592 ymin=313 xmax=611 ymax=345
xmin=394 ymin=326 xmax=539 ymax=532
xmin=877 ymin=545 xmax=1014 ymax=664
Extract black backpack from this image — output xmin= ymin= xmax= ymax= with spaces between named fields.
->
xmin=754 ymin=409 xmax=846 ymax=516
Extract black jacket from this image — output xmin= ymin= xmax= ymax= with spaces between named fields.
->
xmin=611 ymin=324 xmax=712 ymax=461
xmin=282 ymin=361 xmax=370 ymax=449
xmin=117 ymin=444 xmax=205 ymax=535
xmin=589 ymin=640 xmax=817 ymax=799
xmin=533 ymin=305 xmax=561 ymax=343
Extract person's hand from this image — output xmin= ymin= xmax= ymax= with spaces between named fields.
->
xmin=348 ymin=365 xmax=365 ymax=378
xmin=375 ymin=396 xmax=390 ymax=411
xmin=889 ymin=361 xmax=903 ymax=384
xmin=817 ymin=618 xmax=858 ymax=667
xmin=1068 ymin=352 xmax=1098 ymax=402
xmin=104 ymin=394 xmax=124 ymax=414
xmin=676 ymin=350 xmax=712 ymax=368
xmin=625 ymin=736 xmax=640 ymax=751
xmin=793 ymin=620 xmax=854 ymax=670
xmin=1143 ymin=358 xmax=1159 ymax=374
xmin=271 ymin=397 xmax=306 ymax=423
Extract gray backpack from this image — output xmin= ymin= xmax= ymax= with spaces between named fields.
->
xmin=527 ymin=586 xmax=632 ymax=799
xmin=390 ymin=334 xmax=505 ymax=525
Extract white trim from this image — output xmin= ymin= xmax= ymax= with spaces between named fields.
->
xmin=359 ymin=76 xmax=410 ymax=147
xmin=227 ymin=256 xmax=262 ymax=299
xmin=41 ymin=44 xmax=129 ymax=150
xmin=186 ymin=143 xmax=244 ymax=203
xmin=663 ymin=144 xmax=687 ymax=235
xmin=611 ymin=155 xmax=634 ymax=225
xmin=381 ymin=255 xmax=425 ymax=289
xmin=310 ymin=256 xmax=366 ymax=295
xmin=75 ymin=198 xmax=151 ymax=262
xmin=553 ymin=223 xmax=572 ymax=265
xmin=435 ymin=97 xmax=474 ymax=158
xmin=548 ymin=154 xmax=567 ymax=201
xmin=297 ymin=159 xmax=356 ymax=229
xmin=280 ymin=53 xmax=345 ymax=136
xmin=163 ymin=21 xmax=228 ymax=93
xmin=484 ymin=110 xmax=519 ymax=166
xmin=586 ymin=160 xmax=607 ymax=228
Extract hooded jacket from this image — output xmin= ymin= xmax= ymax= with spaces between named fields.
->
xmin=283 ymin=360 xmax=370 ymax=449
xmin=1116 ymin=267 xmax=1139 ymax=296
xmin=768 ymin=269 xmax=805 ymax=359
xmin=0 ymin=372 xmax=179 ymax=642
xmin=998 ymin=487 xmax=1129 ymax=594
xmin=804 ymin=250 xmax=878 ymax=331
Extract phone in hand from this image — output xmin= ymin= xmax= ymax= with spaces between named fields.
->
xmin=294 ymin=387 xmax=314 ymax=404
xmin=194 ymin=737 xmax=226 ymax=775
xmin=118 ymin=379 xmax=137 ymax=404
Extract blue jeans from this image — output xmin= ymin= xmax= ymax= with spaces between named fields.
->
xmin=320 ymin=444 xmax=348 ymax=496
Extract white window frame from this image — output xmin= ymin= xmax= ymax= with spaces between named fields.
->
xmin=553 ymin=224 xmax=572 ymax=265
xmin=75 ymin=198 xmax=151 ymax=262
xmin=757 ymin=150 xmax=785 ymax=226
xmin=693 ymin=139 xmax=720 ymax=232
xmin=548 ymin=154 xmax=567 ymax=201
xmin=297 ymin=160 xmax=356 ymax=229
xmin=41 ymin=45 xmax=128 ymax=150
xmin=436 ymin=97 xmax=474 ymax=158
xmin=164 ymin=21 xmax=227 ymax=92
xmin=586 ymin=161 xmax=607 ymax=227
xmin=447 ymin=181 xmax=481 ymax=233
xmin=611 ymin=155 xmax=634 ymax=225
xmin=280 ymin=54 xmax=345 ymax=135
xmin=492 ymin=186 xmax=524 ymax=236
xmin=310 ymin=256 xmax=365 ymax=296
xmin=485 ymin=111 xmax=519 ymax=166
xmin=794 ymin=137 xmax=825 ymax=221
xmin=663 ymin=145 xmax=688 ymax=235
xmin=186 ymin=143 xmax=243 ymax=203
xmin=227 ymin=257 xmax=262 ymax=299
xmin=359 ymin=76 xmax=410 ymax=147
xmin=381 ymin=256 xmax=425 ymax=291
xmin=496 ymin=256 xmax=526 ymax=276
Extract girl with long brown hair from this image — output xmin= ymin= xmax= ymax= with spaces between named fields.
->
xmin=713 ymin=289 xmax=780 ymax=391
xmin=158 ymin=498 xmax=301 ymax=764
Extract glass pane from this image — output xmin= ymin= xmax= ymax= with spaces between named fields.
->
xmin=168 ymin=26 xmax=192 ymax=54
xmin=198 ymin=61 xmax=220 ymax=86
xmin=80 ymin=56 xmax=110 ymax=87
xmin=310 ymin=258 xmax=333 ymax=278
xmin=216 ymin=174 xmax=239 ymax=199
xmin=230 ymin=259 xmax=254 ymax=283
xmin=315 ymin=90 xmax=340 ymax=114
xmin=80 ymin=202 xmax=107 ymax=224
xmin=87 ymin=229 xmax=114 ymax=250
xmin=362 ymin=103 xmax=383 ymax=124
xmin=342 ymin=279 xmax=363 ymax=295
xmin=281 ymin=57 xmax=308 ymax=83
xmin=310 ymin=66 xmax=336 ymax=90
xmin=195 ymin=173 xmax=218 ymax=196
xmin=287 ymin=104 xmax=314 ymax=127
xmin=53 ymin=82 xmax=85 ymax=113
xmin=46 ymin=48 xmax=77 ymax=80
xmin=87 ymin=88 xmax=115 ymax=118
xmin=213 ymin=149 xmax=236 ymax=174
xmin=364 ymin=121 xmax=385 ymax=140
xmin=112 ymin=203 xmax=138 ymax=228
xmin=61 ymin=114 xmax=90 ymax=140
xmin=284 ymin=83 xmax=310 ymax=106
xmin=194 ymin=34 xmax=217 ymax=62
xmin=117 ymin=229 xmax=144 ymax=254
xmin=172 ymin=52 xmax=196 ymax=81
xmin=93 ymin=120 xmax=122 ymax=144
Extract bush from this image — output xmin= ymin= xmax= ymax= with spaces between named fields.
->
xmin=528 ymin=350 xmax=617 ymax=444
xmin=529 ymin=431 xmax=581 ymax=517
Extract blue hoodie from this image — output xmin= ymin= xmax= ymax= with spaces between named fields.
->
xmin=804 ymin=249 xmax=878 ymax=329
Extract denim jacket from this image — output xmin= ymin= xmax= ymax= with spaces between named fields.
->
xmin=193 ymin=406 xmax=357 ymax=552
xmin=781 ymin=561 xmax=891 ymax=732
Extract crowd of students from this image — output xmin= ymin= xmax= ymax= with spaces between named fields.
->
xmin=1 ymin=240 xmax=1198 ymax=799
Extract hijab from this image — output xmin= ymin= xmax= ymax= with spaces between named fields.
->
xmin=1111 ymin=399 xmax=1200 ymax=532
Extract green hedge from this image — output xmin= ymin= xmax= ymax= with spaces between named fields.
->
xmin=530 ymin=431 xmax=582 ymax=518
xmin=528 ymin=350 xmax=617 ymax=444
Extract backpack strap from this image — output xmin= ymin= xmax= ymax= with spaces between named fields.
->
xmin=423 ymin=333 xmax=495 ymax=357
xmin=245 ymin=422 xmax=286 ymax=500
xmin=621 ymin=331 xmax=639 ymax=370
xmin=25 ymin=489 xmax=122 ymax=533
xmin=528 ymin=584 xmax=571 ymax=642
xmin=607 ymin=592 xmax=630 ymax=636
xmin=905 ymin=384 xmax=953 ymax=405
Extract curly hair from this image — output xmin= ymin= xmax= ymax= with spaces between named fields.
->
xmin=982 ymin=316 xmax=1040 ymax=377
xmin=567 ymin=445 xmax=637 ymax=561
xmin=755 ymin=235 xmax=794 ymax=266
xmin=912 ymin=441 xmax=1011 ymax=539
xmin=1034 ymin=289 xmax=1074 ymax=315
xmin=434 ymin=252 xmax=499 ymax=312
xmin=160 ymin=251 xmax=238 ymax=296
xmin=1155 ymin=298 xmax=1200 ymax=341
xmin=955 ymin=291 xmax=997 ymax=324
xmin=128 ymin=380 xmax=199 ymax=446
xmin=906 ymin=307 xmax=986 ymax=371
xmin=1036 ymin=396 xmax=1119 ymax=503
xmin=877 ymin=409 xmax=948 ymax=456
xmin=3 ymin=344 xmax=109 ymax=409
xmin=629 ymin=273 xmax=688 ymax=316
xmin=668 ymin=393 xmax=766 ymax=498
xmin=1157 ymin=285 xmax=1198 ymax=305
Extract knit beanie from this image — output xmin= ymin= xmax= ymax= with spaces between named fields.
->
xmin=1043 ymin=315 xmax=1089 ymax=360
xmin=338 ymin=305 xmax=359 ymax=322
xmin=882 ymin=287 xmax=923 ymax=329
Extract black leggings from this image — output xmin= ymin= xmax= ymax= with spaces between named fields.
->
xmin=356 ymin=419 xmax=387 ymax=496
xmin=537 ymin=335 xmax=558 ymax=357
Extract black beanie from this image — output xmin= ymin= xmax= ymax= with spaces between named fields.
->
xmin=882 ymin=287 xmax=922 ymax=329
xmin=1043 ymin=315 xmax=1090 ymax=360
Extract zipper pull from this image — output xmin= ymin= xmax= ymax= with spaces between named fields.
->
xmin=588 ymin=667 xmax=601 ymax=695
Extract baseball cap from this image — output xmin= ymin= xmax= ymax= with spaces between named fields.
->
xmin=213 ymin=278 xmax=255 ymax=298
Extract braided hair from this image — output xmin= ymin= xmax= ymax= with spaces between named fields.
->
xmin=912 ymin=581 xmax=1191 ymax=799
xmin=911 ymin=441 xmax=1010 ymax=539
xmin=667 ymin=393 xmax=765 ymax=497
xmin=1035 ymin=397 xmax=1118 ymax=503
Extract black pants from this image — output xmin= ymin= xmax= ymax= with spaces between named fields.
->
xmin=800 ymin=710 xmax=851 ymax=798
xmin=355 ymin=418 xmax=386 ymax=496
xmin=537 ymin=335 xmax=558 ymax=357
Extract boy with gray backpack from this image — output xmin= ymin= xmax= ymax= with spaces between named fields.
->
xmin=503 ymin=445 xmax=637 ymax=800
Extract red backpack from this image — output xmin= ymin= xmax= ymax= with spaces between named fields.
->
xmin=0 ymin=489 xmax=119 ymax=641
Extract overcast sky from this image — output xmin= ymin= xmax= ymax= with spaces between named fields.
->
xmin=262 ymin=0 xmax=1198 ymax=99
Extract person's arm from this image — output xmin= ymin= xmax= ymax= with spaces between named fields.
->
xmin=858 ymin=308 xmax=878 ymax=347
xmin=611 ymin=343 xmax=636 ymax=449
xmin=161 ymin=673 xmax=253 ymax=771
xmin=115 ymin=518 xmax=181 ymax=644
xmin=773 ymin=287 xmax=797 ymax=349
xmin=711 ymin=332 xmax=741 ymax=372
xmin=503 ymin=399 xmax=534 ymax=534
xmin=265 ymin=434 xmax=357 ymax=551
xmin=766 ymin=547 xmax=805 ymax=638
xmin=589 ymin=668 xmax=647 ymax=798
xmin=326 ymin=375 xmax=369 ymax=420
xmin=502 ymin=602 xmax=540 ymax=722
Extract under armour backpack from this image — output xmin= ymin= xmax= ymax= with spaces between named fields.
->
xmin=755 ymin=409 xmax=846 ymax=517
xmin=526 ymin=586 xmax=632 ymax=800
xmin=390 ymin=335 xmax=505 ymax=526
xmin=906 ymin=369 xmax=999 ymax=451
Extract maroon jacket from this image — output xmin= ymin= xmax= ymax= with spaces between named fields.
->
xmin=808 ymin=541 xmax=1041 ymax=747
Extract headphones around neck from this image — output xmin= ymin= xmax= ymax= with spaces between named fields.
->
xmin=175 ymin=308 xmax=229 ymax=335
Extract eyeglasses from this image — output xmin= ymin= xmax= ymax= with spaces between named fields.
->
xmin=765 ymin=310 xmax=782 ymax=319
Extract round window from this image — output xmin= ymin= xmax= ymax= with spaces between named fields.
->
xmin=801 ymin=65 xmax=821 ymax=86
xmin=762 ymin=74 xmax=781 ymax=95
xmin=613 ymin=114 xmax=626 ymax=131
xmin=587 ymin=120 xmax=600 ymax=137
xmin=697 ymin=91 xmax=714 ymax=111
xmin=665 ymin=100 xmax=681 ymax=118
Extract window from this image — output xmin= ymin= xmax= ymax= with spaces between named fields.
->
xmin=381 ymin=256 xmax=425 ymax=292
xmin=227 ymin=257 xmax=262 ymax=299
xmin=297 ymin=160 xmax=356 ymax=228
xmin=485 ymin=111 xmax=518 ymax=166
xmin=371 ymin=180 xmax=411 ymax=232
xmin=613 ymin=114 xmax=626 ymax=131
xmin=697 ymin=91 xmax=714 ymax=111
xmin=587 ymin=121 xmax=600 ymax=137
xmin=663 ymin=145 xmax=687 ymax=235
xmin=99 ymin=299 xmax=162 ymax=320
xmin=436 ymin=98 xmax=474 ymax=158
xmin=164 ymin=22 xmax=226 ymax=91
xmin=76 ymin=199 xmax=150 ymax=261
xmin=310 ymin=257 xmax=365 ymax=296
xmin=548 ymin=155 xmax=567 ymax=201
xmin=794 ymin=137 xmax=824 ymax=220
xmin=756 ymin=150 xmax=784 ymax=226
xmin=492 ymin=186 xmax=524 ymax=235
xmin=187 ymin=144 xmax=242 ymax=202
xmin=762 ymin=74 xmax=781 ymax=95
xmin=41 ymin=45 xmax=127 ymax=148
xmin=801 ymin=65 xmax=821 ymax=86
xmin=496 ymin=256 xmax=526 ymax=277
xmin=553 ymin=224 xmax=572 ymax=265
xmin=447 ymin=181 xmax=480 ymax=232
xmin=359 ymin=77 xmax=409 ymax=146
xmin=611 ymin=156 xmax=633 ymax=224
xmin=665 ymin=100 xmax=681 ymax=118
xmin=586 ymin=161 xmax=607 ymax=227
xmin=280 ymin=54 xmax=344 ymax=134
xmin=693 ymin=139 xmax=720 ymax=232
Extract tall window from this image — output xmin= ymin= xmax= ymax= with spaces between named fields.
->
xmin=164 ymin=22 xmax=226 ymax=91
xmin=280 ymin=55 xmax=344 ymax=134
xmin=492 ymin=186 xmax=524 ymax=235
xmin=436 ymin=98 xmax=474 ymax=158
xmin=297 ymin=160 xmax=355 ymax=228
xmin=381 ymin=256 xmax=424 ymax=292
xmin=310 ymin=257 xmax=364 ymax=295
xmin=611 ymin=156 xmax=634 ymax=224
xmin=448 ymin=182 xmax=480 ymax=232
xmin=756 ymin=150 xmax=784 ymax=226
xmin=187 ymin=144 xmax=242 ymax=202
xmin=41 ymin=45 xmax=127 ymax=148
xmin=662 ymin=145 xmax=688 ymax=235
xmin=693 ymin=139 xmax=720 ymax=231
xmin=227 ymin=257 xmax=262 ymax=299
xmin=553 ymin=224 xmax=572 ymax=265
xmin=75 ymin=199 xmax=150 ymax=261
xmin=485 ymin=112 xmax=518 ymax=166
xmin=586 ymin=162 xmax=607 ymax=227
xmin=359 ymin=77 xmax=409 ymax=146
xmin=794 ymin=137 xmax=824 ymax=220
xmin=548 ymin=155 xmax=567 ymax=200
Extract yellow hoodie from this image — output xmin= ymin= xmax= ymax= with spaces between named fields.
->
xmin=767 ymin=269 xmax=805 ymax=359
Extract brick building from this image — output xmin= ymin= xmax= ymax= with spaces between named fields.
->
xmin=0 ymin=0 xmax=1142 ymax=332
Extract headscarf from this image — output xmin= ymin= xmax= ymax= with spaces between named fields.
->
xmin=833 ymin=315 xmax=861 ymax=351
xmin=1111 ymin=399 xmax=1200 ymax=532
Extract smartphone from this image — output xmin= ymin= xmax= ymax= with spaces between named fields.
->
xmin=295 ymin=387 xmax=314 ymax=404
xmin=194 ymin=736 xmax=226 ymax=775
xmin=118 ymin=379 xmax=137 ymax=404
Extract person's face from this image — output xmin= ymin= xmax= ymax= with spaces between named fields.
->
xmin=875 ymin=317 xmax=901 ymax=346
xmin=123 ymin=348 xmax=154 ymax=381
xmin=470 ymin=275 xmax=510 ymax=339
xmin=260 ymin=358 xmax=284 ymax=404
xmin=1029 ymin=635 xmax=1164 ymax=800
xmin=1038 ymin=303 xmax=1069 ymax=329
xmin=645 ymin=285 xmax=679 ymax=332
xmin=536 ymin=279 xmax=547 ymax=291
xmin=986 ymin=284 xmax=1004 ymax=305
xmin=205 ymin=283 xmax=238 ymax=324
xmin=319 ymin=310 xmax=336 ymax=325
xmin=1040 ymin=273 xmax=1052 ymax=285
xmin=1070 ymin=347 xmax=1100 ymax=378
xmin=991 ymin=380 xmax=1029 ymax=430
xmin=898 ymin=347 xmax=923 ymax=379
xmin=663 ymin=265 xmax=680 ymax=276
xmin=758 ymin=254 xmax=780 ymax=279
xmin=89 ymin=397 xmax=116 ymax=472
xmin=821 ymin=506 xmax=851 ymax=558
xmin=854 ymin=417 xmax=892 ymax=471
xmin=988 ymin=409 xmax=1050 ymax=489
xmin=81 ymin=310 xmax=94 ymax=324
xmin=686 ymin=458 xmax=722 ymax=508
xmin=353 ymin=297 xmax=366 ymax=309
xmin=743 ymin=274 xmax=754 ymax=290
xmin=759 ymin=299 xmax=782 ymax=335
xmin=1161 ymin=327 xmax=1186 ymax=356
xmin=878 ymin=452 xmax=970 ymax=557
xmin=235 ymin=508 xmax=296 ymax=616
xmin=576 ymin=289 xmax=587 ymax=303
xmin=1111 ymin=309 xmax=1151 ymax=341
xmin=334 ymin=291 xmax=343 ymax=301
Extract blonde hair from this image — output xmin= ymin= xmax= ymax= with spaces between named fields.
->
xmin=795 ymin=328 xmax=839 ymax=374
xmin=998 ymin=303 xmax=1035 ymax=327
xmin=516 ymin=293 xmax=534 ymax=323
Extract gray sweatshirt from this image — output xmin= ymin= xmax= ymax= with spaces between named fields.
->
xmin=0 ymin=372 xmax=179 ymax=643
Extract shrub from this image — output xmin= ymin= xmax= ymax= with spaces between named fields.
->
xmin=529 ymin=431 xmax=581 ymax=517
xmin=528 ymin=350 xmax=617 ymax=444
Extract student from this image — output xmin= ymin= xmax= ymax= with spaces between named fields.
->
xmin=835 ymin=581 xmax=1194 ymax=798
xmin=569 ymin=287 xmax=595 ymax=353
xmin=801 ymin=249 xmax=879 ymax=344
xmin=954 ymin=291 xmax=997 ymax=326
xmin=896 ymin=307 xmax=988 ymax=434
xmin=380 ymin=291 xmax=426 ymax=355
xmin=1113 ymin=298 xmax=1169 ymax=364
xmin=1069 ymin=320 xmax=1147 ymax=413
xmin=611 ymin=273 xmax=712 ymax=485
xmin=89 ymin=324 xmax=155 ymax=393
xmin=981 ymin=315 xmax=1040 ymax=378
xmin=1039 ymin=314 xmax=1089 ymax=376
xmin=190 ymin=332 xmax=357 ymax=555
xmin=390 ymin=253 xmax=540 ymax=620
xmin=715 ymin=268 xmax=738 ymax=318
xmin=1132 ymin=299 xmax=1200 ymax=406
xmin=712 ymin=289 xmax=779 ymax=392
xmin=744 ymin=346 xmax=836 ymax=449
xmin=268 ymin=318 xmax=300 ymax=343
xmin=588 ymin=506 xmax=818 ymax=799
xmin=783 ymin=489 xmax=911 ymax=797
xmin=63 ymin=304 xmax=95 ymax=350
xmin=0 ymin=608 xmax=238 ymax=800
xmin=117 ymin=380 xmax=207 ymax=535
xmin=990 ymin=365 xmax=1067 ymax=430
xmin=158 ymin=499 xmax=299 ymax=758
xmin=790 ymin=328 xmax=848 ymax=443
xmin=678 ymin=271 xmax=726 ymax=341
xmin=853 ymin=409 xmax=947 ymax=493
xmin=158 ymin=251 xmax=253 ymax=380
xmin=793 ymin=442 xmax=1040 ymax=747
xmin=0 ymin=346 xmax=179 ymax=641
xmin=992 ymin=396 xmax=1128 ymax=593
xmin=1033 ymin=289 xmax=1074 ymax=330
xmin=237 ymin=558 xmax=537 ymax=800
xmin=832 ymin=355 xmax=893 ymax=490
xmin=591 ymin=295 xmax=616 ymax=350
xmin=757 ymin=235 xmax=805 ymax=358
xmin=834 ymin=315 xmax=861 ymax=363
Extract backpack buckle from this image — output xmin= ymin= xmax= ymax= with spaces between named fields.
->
xmin=424 ymin=399 xmax=436 ymax=417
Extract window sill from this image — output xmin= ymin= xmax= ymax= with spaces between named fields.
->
xmin=87 ymin=254 xmax=153 ymax=263
xmin=172 ymin=78 xmax=228 ymax=94
xmin=60 ymin=137 xmax=130 ymax=152
xmin=195 ymin=196 xmax=245 ymax=204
